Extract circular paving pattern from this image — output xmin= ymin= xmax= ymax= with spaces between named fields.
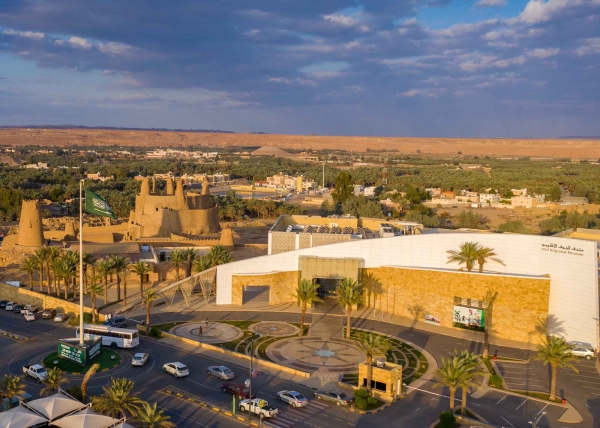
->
xmin=265 ymin=337 xmax=365 ymax=373
xmin=170 ymin=322 xmax=243 ymax=344
xmin=248 ymin=321 xmax=299 ymax=337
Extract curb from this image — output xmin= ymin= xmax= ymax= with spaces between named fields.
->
xmin=0 ymin=330 xmax=31 ymax=341
xmin=348 ymin=401 xmax=392 ymax=414
xmin=43 ymin=352 xmax=123 ymax=375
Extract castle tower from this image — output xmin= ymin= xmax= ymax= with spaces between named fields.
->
xmin=166 ymin=177 xmax=174 ymax=195
xmin=175 ymin=179 xmax=185 ymax=204
xmin=17 ymin=200 xmax=45 ymax=248
xmin=140 ymin=177 xmax=150 ymax=195
xmin=219 ymin=228 xmax=234 ymax=249
xmin=64 ymin=220 xmax=76 ymax=238
xmin=152 ymin=176 xmax=156 ymax=194
xmin=296 ymin=176 xmax=303 ymax=193
xmin=201 ymin=177 xmax=210 ymax=196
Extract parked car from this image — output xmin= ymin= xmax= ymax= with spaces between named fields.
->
xmin=24 ymin=312 xmax=36 ymax=322
xmin=23 ymin=305 xmax=38 ymax=313
xmin=221 ymin=383 xmax=256 ymax=400
xmin=41 ymin=309 xmax=56 ymax=319
xmin=277 ymin=390 xmax=309 ymax=407
xmin=22 ymin=365 xmax=47 ymax=382
xmin=54 ymin=313 xmax=68 ymax=322
xmin=571 ymin=347 xmax=595 ymax=360
xmin=5 ymin=302 xmax=15 ymax=311
xmin=239 ymin=399 xmax=278 ymax=418
xmin=207 ymin=365 xmax=235 ymax=380
xmin=13 ymin=304 xmax=23 ymax=313
xmin=314 ymin=390 xmax=353 ymax=406
xmin=131 ymin=353 xmax=149 ymax=367
xmin=163 ymin=362 xmax=189 ymax=378
xmin=0 ymin=300 xmax=8 ymax=308
xmin=102 ymin=316 xmax=127 ymax=328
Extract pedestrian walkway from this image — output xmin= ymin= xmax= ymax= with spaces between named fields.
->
xmin=264 ymin=400 xmax=330 ymax=428
xmin=308 ymin=314 xmax=343 ymax=339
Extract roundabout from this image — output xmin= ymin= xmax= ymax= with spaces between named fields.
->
xmin=41 ymin=349 xmax=121 ymax=374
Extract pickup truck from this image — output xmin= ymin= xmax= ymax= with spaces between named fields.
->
xmin=23 ymin=365 xmax=47 ymax=382
xmin=239 ymin=398 xmax=279 ymax=418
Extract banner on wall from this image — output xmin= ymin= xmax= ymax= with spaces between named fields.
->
xmin=453 ymin=306 xmax=485 ymax=328
xmin=425 ymin=314 xmax=441 ymax=325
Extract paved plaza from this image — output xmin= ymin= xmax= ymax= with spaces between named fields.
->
xmin=170 ymin=322 xmax=243 ymax=344
xmin=248 ymin=321 xmax=300 ymax=337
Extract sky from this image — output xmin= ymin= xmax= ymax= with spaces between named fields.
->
xmin=0 ymin=0 xmax=599 ymax=138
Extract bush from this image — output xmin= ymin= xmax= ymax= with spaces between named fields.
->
xmin=489 ymin=374 xmax=504 ymax=388
xmin=65 ymin=384 xmax=82 ymax=401
xmin=439 ymin=411 xmax=456 ymax=428
xmin=367 ymin=397 xmax=378 ymax=406
xmin=150 ymin=328 xmax=161 ymax=338
xmin=353 ymin=388 xmax=369 ymax=410
xmin=68 ymin=312 xmax=93 ymax=326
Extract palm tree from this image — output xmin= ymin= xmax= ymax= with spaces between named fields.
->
xmin=50 ymin=257 xmax=63 ymax=297
xmin=46 ymin=247 xmax=61 ymax=295
xmin=131 ymin=261 xmax=151 ymax=296
xmin=88 ymin=280 xmax=104 ymax=323
xmin=108 ymin=255 xmax=129 ymax=302
xmin=292 ymin=280 xmax=322 ymax=336
xmin=336 ymin=278 xmax=364 ymax=339
xmin=92 ymin=377 xmax=144 ymax=419
xmin=81 ymin=363 xmax=100 ymax=403
xmin=21 ymin=256 xmax=38 ymax=291
xmin=82 ymin=253 xmax=97 ymax=294
xmin=193 ymin=255 xmax=212 ymax=273
xmin=136 ymin=402 xmax=175 ymax=428
xmin=434 ymin=355 xmax=465 ymax=410
xmin=96 ymin=259 xmax=112 ymax=306
xmin=168 ymin=250 xmax=186 ymax=282
xmin=482 ymin=290 xmax=498 ymax=359
xmin=63 ymin=250 xmax=80 ymax=298
xmin=54 ymin=258 xmax=75 ymax=300
xmin=453 ymin=350 xmax=483 ymax=416
xmin=536 ymin=336 xmax=579 ymax=401
xmin=40 ymin=367 xmax=68 ymax=396
xmin=34 ymin=247 xmax=49 ymax=292
xmin=476 ymin=246 xmax=505 ymax=273
xmin=207 ymin=244 xmax=232 ymax=266
xmin=446 ymin=242 xmax=479 ymax=272
xmin=183 ymin=248 xmax=199 ymax=277
xmin=142 ymin=290 xmax=160 ymax=334
xmin=353 ymin=332 xmax=390 ymax=395
xmin=1 ymin=374 xmax=26 ymax=404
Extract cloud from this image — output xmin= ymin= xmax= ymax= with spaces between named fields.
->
xmin=516 ymin=0 xmax=597 ymax=24
xmin=68 ymin=36 xmax=91 ymax=49
xmin=577 ymin=37 xmax=600 ymax=55
xmin=3 ymin=29 xmax=45 ymax=39
xmin=323 ymin=14 xmax=358 ymax=27
xmin=98 ymin=42 xmax=136 ymax=55
xmin=397 ymin=87 xmax=444 ymax=98
xmin=475 ymin=0 xmax=507 ymax=7
xmin=528 ymin=48 xmax=560 ymax=58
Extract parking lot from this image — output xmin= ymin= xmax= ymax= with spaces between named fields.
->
xmin=495 ymin=360 xmax=550 ymax=392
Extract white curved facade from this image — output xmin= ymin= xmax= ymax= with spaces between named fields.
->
xmin=216 ymin=233 xmax=599 ymax=347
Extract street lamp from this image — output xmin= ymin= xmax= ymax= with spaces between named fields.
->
xmin=246 ymin=333 xmax=262 ymax=424
xmin=529 ymin=411 xmax=547 ymax=428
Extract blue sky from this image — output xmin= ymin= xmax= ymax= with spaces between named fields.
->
xmin=0 ymin=0 xmax=599 ymax=137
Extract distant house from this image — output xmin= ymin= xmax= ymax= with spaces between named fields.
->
xmin=511 ymin=188 xmax=527 ymax=196
xmin=441 ymin=190 xmax=456 ymax=199
xmin=86 ymin=172 xmax=112 ymax=182
xmin=479 ymin=193 xmax=500 ymax=205
xmin=560 ymin=196 xmax=588 ymax=205
xmin=512 ymin=195 xmax=538 ymax=208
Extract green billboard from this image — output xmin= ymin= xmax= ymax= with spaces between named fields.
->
xmin=58 ymin=337 xmax=102 ymax=366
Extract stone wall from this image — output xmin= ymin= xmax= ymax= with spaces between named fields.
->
xmin=231 ymin=271 xmax=298 ymax=305
xmin=362 ymin=267 xmax=550 ymax=344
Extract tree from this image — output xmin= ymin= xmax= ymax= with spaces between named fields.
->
xmin=168 ymin=250 xmax=186 ymax=282
xmin=482 ymin=291 xmax=498 ymax=359
xmin=62 ymin=250 xmax=80 ymax=298
xmin=136 ymin=402 xmax=175 ymax=428
xmin=535 ymin=337 xmax=578 ymax=401
xmin=549 ymin=185 xmax=562 ymax=202
xmin=34 ymin=247 xmax=49 ymax=292
xmin=475 ymin=246 xmax=504 ymax=273
xmin=292 ymin=280 xmax=322 ymax=336
xmin=53 ymin=258 xmax=75 ymax=300
xmin=81 ymin=363 xmax=100 ymax=403
xmin=88 ymin=280 xmax=104 ymax=323
xmin=497 ymin=220 xmax=529 ymax=234
xmin=455 ymin=211 xmax=487 ymax=229
xmin=336 ymin=278 xmax=364 ymax=339
xmin=142 ymin=290 xmax=160 ymax=335
xmin=446 ymin=242 xmax=479 ymax=272
xmin=183 ymin=248 xmax=199 ymax=277
xmin=21 ymin=256 xmax=38 ymax=291
xmin=453 ymin=350 xmax=482 ymax=416
xmin=40 ymin=367 xmax=68 ymax=396
xmin=207 ymin=245 xmax=233 ymax=266
xmin=332 ymin=171 xmax=354 ymax=205
xmin=92 ymin=377 xmax=144 ymax=419
xmin=353 ymin=333 xmax=390 ymax=395
xmin=108 ymin=255 xmax=130 ymax=302
xmin=131 ymin=261 xmax=151 ymax=296
xmin=46 ymin=247 xmax=61 ymax=295
xmin=434 ymin=355 xmax=465 ymax=410
xmin=193 ymin=255 xmax=212 ymax=273
xmin=97 ymin=259 xmax=112 ymax=306
xmin=82 ymin=253 xmax=97 ymax=295
xmin=1 ymin=374 xmax=26 ymax=404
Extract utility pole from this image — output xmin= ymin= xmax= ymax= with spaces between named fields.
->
xmin=322 ymin=163 xmax=325 ymax=190
xmin=79 ymin=179 xmax=84 ymax=345
xmin=247 ymin=334 xmax=260 ymax=424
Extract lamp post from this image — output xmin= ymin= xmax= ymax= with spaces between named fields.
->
xmin=79 ymin=179 xmax=85 ymax=345
xmin=247 ymin=334 xmax=261 ymax=424
xmin=529 ymin=411 xmax=547 ymax=428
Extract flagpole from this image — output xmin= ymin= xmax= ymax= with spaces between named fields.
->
xmin=79 ymin=179 xmax=85 ymax=345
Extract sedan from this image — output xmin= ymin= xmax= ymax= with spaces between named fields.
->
xmin=54 ymin=313 xmax=68 ymax=322
xmin=0 ymin=300 xmax=8 ymax=308
xmin=131 ymin=353 xmax=149 ymax=366
xmin=221 ymin=383 xmax=256 ymax=400
xmin=13 ymin=305 xmax=23 ymax=313
xmin=163 ymin=362 xmax=189 ymax=378
xmin=24 ymin=312 xmax=35 ymax=322
xmin=207 ymin=365 xmax=235 ymax=380
xmin=277 ymin=390 xmax=309 ymax=408
xmin=5 ymin=302 xmax=14 ymax=311
xmin=42 ymin=309 xmax=56 ymax=319
xmin=314 ymin=390 xmax=353 ymax=406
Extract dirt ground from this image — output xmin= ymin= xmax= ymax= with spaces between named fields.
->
xmin=1 ymin=128 xmax=599 ymax=158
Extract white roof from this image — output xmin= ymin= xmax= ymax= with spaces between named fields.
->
xmin=51 ymin=407 xmax=122 ymax=428
xmin=0 ymin=406 xmax=48 ymax=427
xmin=24 ymin=392 xmax=87 ymax=421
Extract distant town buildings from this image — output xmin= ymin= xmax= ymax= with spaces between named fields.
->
xmin=23 ymin=162 xmax=48 ymax=170
xmin=86 ymin=172 xmax=112 ymax=182
xmin=263 ymin=173 xmax=317 ymax=191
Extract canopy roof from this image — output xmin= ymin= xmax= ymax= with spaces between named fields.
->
xmin=23 ymin=391 xmax=87 ymax=421
xmin=0 ymin=405 xmax=48 ymax=427
xmin=52 ymin=408 xmax=123 ymax=428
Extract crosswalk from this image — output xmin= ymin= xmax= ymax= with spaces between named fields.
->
xmin=263 ymin=400 xmax=330 ymax=428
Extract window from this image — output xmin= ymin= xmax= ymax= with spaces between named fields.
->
xmin=362 ymin=379 xmax=387 ymax=392
xmin=454 ymin=296 xmax=483 ymax=309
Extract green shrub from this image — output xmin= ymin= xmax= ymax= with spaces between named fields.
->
xmin=65 ymin=384 xmax=82 ymax=401
xmin=353 ymin=388 xmax=369 ymax=410
xmin=68 ymin=313 xmax=93 ymax=326
xmin=489 ymin=374 xmax=504 ymax=388
xmin=150 ymin=328 xmax=161 ymax=338
xmin=439 ymin=411 xmax=456 ymax=428
xmin=367 ymin=397 xmax=378 ymax=406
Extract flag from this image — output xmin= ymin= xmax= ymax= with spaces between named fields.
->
xmin=85 ymin=190 xmax=116 ymax=219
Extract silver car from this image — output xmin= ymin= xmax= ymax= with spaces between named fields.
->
xmin=131 ymin=353 xmax=149 ymax=366
xmin=277 ymin=390 xmax=309 ymax=407
xmin=163 ymin=362 xmax=189 ymax=378
xmin=206 ymin=365 xmax=235 ymax=380
xmin=314 ymin=390 xmax=353 ymax=406
xmin=54 ymin=313 xmax=68 ymax=322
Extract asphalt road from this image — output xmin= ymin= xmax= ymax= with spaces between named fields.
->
xmin=0 ymin=309 xmax=595 ymax=427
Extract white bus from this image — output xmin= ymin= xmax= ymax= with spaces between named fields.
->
xmin=76 ymin=324 xmax=140 ymax=349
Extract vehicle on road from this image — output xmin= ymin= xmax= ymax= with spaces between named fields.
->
xmin=0 ymin=300 xmax=8 ymax=308
xmin=314 ymin=390 xmax=353 ymax=406
xmin=102 ymin=316 xmax=127 ymax=328
xmin=163 ymin=362 xmax=189 ymax=378
xmin=131 ymin=353 xmax=149 ymax=366
xmin=22 ymin=365 xmax=47 ymax=382
xmin=571 ymin=346 xmax=595 ymax=360
xmin=13 ymin=304 xmax=23 ymax=313
xmin=239 ymin=398 xmax=278 ymax=418
xmin=23 ymin=305 xmax=38 ymax=313
xmin=277 ymin=390 xmax=308 ymax=407
xmin=23 ymin=312 xmax=35 ymax=322
xmin=76 ymin=324 xmax=140 ymax=349
xmin=207 ymin=365 xmax=235 ymax=380
xmin=54 ymin=313 xmax=68 ymax=322
xmin=5 ymin=302 xmax=15 ymax=311
xmin=220 ymin=383 xmax=256 ymax=399
xmin=41 ymin=309 xmax=56 ymax=319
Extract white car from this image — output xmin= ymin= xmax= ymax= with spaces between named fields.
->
xmin=206 ymin=365 xmax=235 ymax=380
xmin=163 ymin=362 xmax=189 ymax=378
xmin=54 ymin=313 xmax=68 ymax=322
xmin=5 ymin=302 xmax=14 ymax=311
xmin=277 ymin=390 xmax=309 ymax=407
xmin=571 ymin=347 xmax=595 ymax=360
xmin=131 ymin=353 xmax=149 ymax=366
xmin=23 ymin=312 xmax=35 ymax=322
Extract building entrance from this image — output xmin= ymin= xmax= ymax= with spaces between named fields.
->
xmin=314 ymin=277 xmax=341 ymax=298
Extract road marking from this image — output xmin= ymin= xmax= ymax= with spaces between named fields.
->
xmin=414 ymin=407 xmax=420 ymax=412
xmin=580 ymin=386 xmax=600 ymax=391
xmin=516 ymin=398 xmax=529 ymax=410
xmin=501 ymin=416 xmax=514 ymax=426
xmin=406 ymin=386 xmax=461 ymax=402
xmin=496 ymin=395 xmax=508 ymax=404
xmin=185 ymin=378 xmax=221 ymax=392
xmin=572 ymin=380 xmax=600 ymax=385
xmin=536 ymin=404 xmax=548 ymax=415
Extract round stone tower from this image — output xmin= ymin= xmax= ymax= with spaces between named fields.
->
xmin=17 ymin=200 xmax=45 ymax=248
